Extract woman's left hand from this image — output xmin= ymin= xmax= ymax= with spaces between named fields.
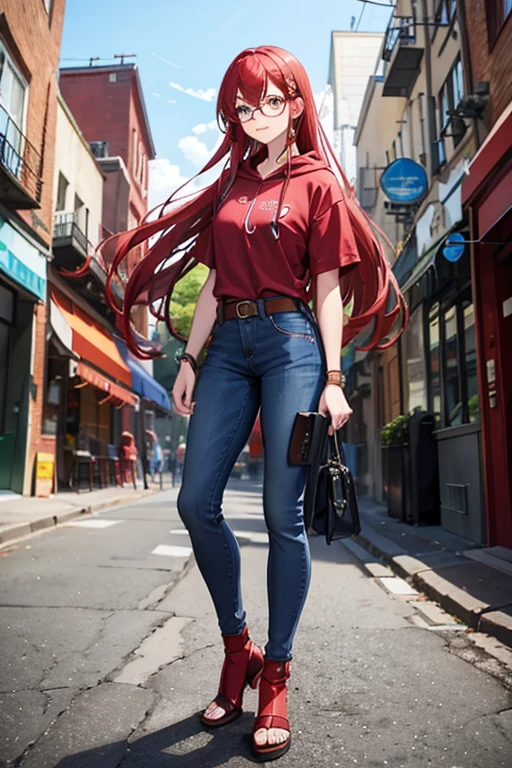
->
xmin=318 ymin=385 xmax=353 ymax=435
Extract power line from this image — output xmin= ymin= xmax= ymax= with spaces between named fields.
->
xmin=355 ymin=3 xmax=366 ymax=31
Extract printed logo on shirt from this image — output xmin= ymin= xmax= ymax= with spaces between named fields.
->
xmin=259 ymin=201 xmax=291 ymax=218
xmin=237 ymin=196 xmax=250 ymax=204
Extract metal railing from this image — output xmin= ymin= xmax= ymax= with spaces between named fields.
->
xmin=0 ymin=104 xmax=42 ymax=203
xmin=53 ymin=211 xmax=88 ymax=253
xmin=383 ymin=16 xmax=417 ymax=62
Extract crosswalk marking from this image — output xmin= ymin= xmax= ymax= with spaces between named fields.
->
xmin=67 ymin=519 xmax=122 ymax=529
xmin=151 ymin=544 xmax=193 ymax=557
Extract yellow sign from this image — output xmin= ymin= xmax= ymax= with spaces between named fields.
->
xmin=35 ymin=452 xmax=55 ymax=497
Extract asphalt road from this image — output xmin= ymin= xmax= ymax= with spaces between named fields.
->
xmin=1 ymin=478 xmax=511 ymax=767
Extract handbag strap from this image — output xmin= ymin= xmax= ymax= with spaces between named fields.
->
xmin=331 ymin=428 xmax=347 ymax=466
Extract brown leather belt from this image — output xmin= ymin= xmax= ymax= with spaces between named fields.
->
xmin=217 ymin=296 xmax=301 ymax=323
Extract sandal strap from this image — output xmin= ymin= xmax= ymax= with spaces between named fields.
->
xmin=211 ymin=691 xmax=237 ymax=715
xmin=253 ymin=660 xmax=290 ymax=734
xmin=253 ymin=713 xmax=290 ymax=732
xmin=218 ymin=627 xmax=260 ymax=709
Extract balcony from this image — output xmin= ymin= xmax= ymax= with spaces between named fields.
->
xmin=0 ymin=104 xmax=43 ymax=209
xmin=382 ymin=16 xmax=424 ymax=98
xmin=52 ymin=211 xmax=89 ymax=272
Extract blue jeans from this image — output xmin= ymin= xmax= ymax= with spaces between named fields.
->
xmin=177 ymin=297 xmax=326 ymax=661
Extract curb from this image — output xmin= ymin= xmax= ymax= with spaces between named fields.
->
xmin=354 ymin=527 xmax=512 ymax=650
xmin=0 ymin=489 xmax=159 ymax=548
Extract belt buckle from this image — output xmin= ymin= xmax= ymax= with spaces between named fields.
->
xmin=236 ymin=300 xmax=254 ymax=319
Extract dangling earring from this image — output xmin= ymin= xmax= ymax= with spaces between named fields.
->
xmin=289 ymin=127 xmax=296 ymax=140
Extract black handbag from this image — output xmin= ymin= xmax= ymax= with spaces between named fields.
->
xmin=289 ymin=412 xmax=361 ymax=545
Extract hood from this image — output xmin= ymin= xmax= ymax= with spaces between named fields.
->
xmin=237 ymin=149 xmax=328 ymax=182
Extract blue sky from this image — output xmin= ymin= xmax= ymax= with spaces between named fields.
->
xmin=60 ymin=0 xmax=393 ymax=205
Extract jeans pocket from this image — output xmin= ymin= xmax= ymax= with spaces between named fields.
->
xmin=268 ymin=312 xmax=316 ymax=342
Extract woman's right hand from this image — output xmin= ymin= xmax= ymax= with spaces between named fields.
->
xmin=172 ymin=363 xmax=197 ymax=416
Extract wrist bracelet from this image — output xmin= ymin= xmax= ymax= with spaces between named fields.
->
xmin=178 ymin=352 xmax=198 ymax=375
xmin=325 ymin=370 xmax=346 ymax=388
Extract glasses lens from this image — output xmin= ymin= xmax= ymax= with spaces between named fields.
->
xmin=261 ymin=97 xmax=286 ymax=117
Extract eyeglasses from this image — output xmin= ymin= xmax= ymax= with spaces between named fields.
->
xmin=234 ymin=95 xmax=289 ymax=123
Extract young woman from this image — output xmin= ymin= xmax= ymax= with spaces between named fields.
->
xmin=103 ymin=46 xmax=406 ymax=762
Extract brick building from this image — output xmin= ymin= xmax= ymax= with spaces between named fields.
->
xmin=0 ymin=0 xmax=66 ymax=494
xmin=58 ymin=63 xmax=156 ymax=335
xmin=459 ymin=0 xmax=512 ymax=548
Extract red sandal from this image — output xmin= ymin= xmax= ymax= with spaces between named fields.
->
xmin=201 ymin=625 xmax=264 ymax=728
xmin=252 ymin=659 xmax=291 ymax=761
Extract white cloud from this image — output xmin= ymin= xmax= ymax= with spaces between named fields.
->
xmin=169 ymin=82 xmax=217 ymax=102
xmin=178 ymin=121 xmax=223 ymax=170
xmin=192 ymin=120 xmax=218 ymax=135
xmin=148 ymin=158 xmax=200 ymax=212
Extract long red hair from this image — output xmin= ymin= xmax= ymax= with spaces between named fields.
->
xmin=101 ymin=45 xmax=408 ymax=359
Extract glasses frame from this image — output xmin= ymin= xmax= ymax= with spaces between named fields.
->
xmin=234 ymin=94 xmax=291 ymax=124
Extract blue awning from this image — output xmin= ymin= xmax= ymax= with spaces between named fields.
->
xmin=115 ymin=340 xmax=171 ymax=411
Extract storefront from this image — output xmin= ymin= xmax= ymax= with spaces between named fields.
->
xmin=0 ymin=213 xmax=48 ymax=493
xmin=48 ymin=289 xmax=139 ymax=489
xmin=115 ymin=341 xmax=172 ymax=481
xmin=461 ymin=103 xmax=512 ymax=549
xmin=390 ymin=199 xmax=484 ymax=543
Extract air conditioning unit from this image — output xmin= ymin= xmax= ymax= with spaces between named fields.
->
xmin=89 ymin=141 xmax=109 ymax=159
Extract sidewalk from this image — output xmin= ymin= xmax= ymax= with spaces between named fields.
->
xmin=0 ymin=476 xmax=176 ymax=547
xmin=347 ymin=498 xmax=512 ymax=648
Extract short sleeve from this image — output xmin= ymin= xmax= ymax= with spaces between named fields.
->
xmin=193 ymin=223 xmax=215 ymax=269
xmin=308 ymin=181 xmax=361 ymax=278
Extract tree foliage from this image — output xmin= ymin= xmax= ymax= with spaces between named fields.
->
xmin=169 ymin=264 xmax=209 ymax=338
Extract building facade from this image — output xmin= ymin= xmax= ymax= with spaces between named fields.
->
xmin=328 ymin=31 xmax=384 ymax=183
xmin=0 ymin=0 xmax=66 ymax=494
xmin=459 ymin=0 xmax=512 ymax=548
xmin=353 ymin=0 xmax=491 ymax=543
xmin=58 ymin=63 xmax=156 ymax=337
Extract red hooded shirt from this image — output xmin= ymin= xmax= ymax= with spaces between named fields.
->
xmin=195 ymin=150 xmax=361 ymax=303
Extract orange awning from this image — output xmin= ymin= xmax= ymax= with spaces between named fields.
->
xmin=77 ymin=362 xmax=138 ymax=407
xmin=52 ymin=290 xmax=131 ymax=387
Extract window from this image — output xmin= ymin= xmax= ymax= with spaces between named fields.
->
xmin=131 ymin=128 xmax=138 ymax=175
xmin=443 ymin=305 xmax=462 ymax=426
xmin=109 ymin=72 xmax=117 ymax=83
xmin=427 ymin=288 xmax=479 ymax=429
xmin=0 ymin=40 xmax=28 ymax=173
xmin=428 ymin=304 xmax=442 ymax=426
xmin=56 ymin=172 xmax=68 ymax=211
xmin=438 ymin=56 xmax=466 ymax=149
xmin=463 ymin=301 xmax=479 ymax=422
xmin=405 ymin=307 xmax=428 ymax=413
xmin=74 ymin=193 xmax=85 ymax=232
xmin=435 ymin=0 xmax=456 ymax=24
xmin=485 ymin=0 xmax=512 ymax=46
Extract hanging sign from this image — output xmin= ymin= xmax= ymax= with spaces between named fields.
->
xmin=380 ymin=158 xmax=428 ymax=203
xmin=442 ymin=232 xmax=466 ymax=263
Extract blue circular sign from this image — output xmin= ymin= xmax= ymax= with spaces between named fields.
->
xmin=380 ymin=158 xmax=428 ymax=203
xmin=443 ymin=232 xmax=466 ymax=263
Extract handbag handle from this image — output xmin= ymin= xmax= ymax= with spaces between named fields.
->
xmin=330 ymin=426 xmax=346 ymax=466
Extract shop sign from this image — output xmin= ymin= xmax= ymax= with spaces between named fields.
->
xmin=0 ymin=216 xmax=47 ymax=301
xmin=35 ymin=452 xmax=55 ymax=497
xmin=380 ymin=158 xmax=428 ymax=204
xmin=443 ymin=232 xmax=466 ymax=263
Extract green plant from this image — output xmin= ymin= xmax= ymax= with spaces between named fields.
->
xmin=380 ymin=414 xmax=410 ymax=447
xmin=468 ymin=394 xmax=480 ymax=421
